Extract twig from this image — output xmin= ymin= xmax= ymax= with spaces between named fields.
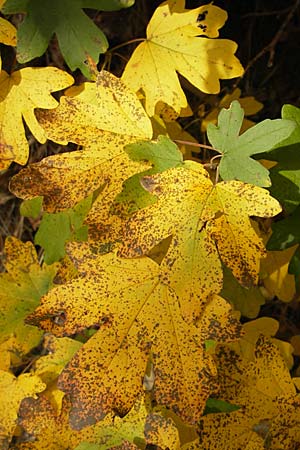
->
xmin=173 ymin=139 xmax=219 ymax=152
xmin=244 ymin=0 xmax=300 ymax=72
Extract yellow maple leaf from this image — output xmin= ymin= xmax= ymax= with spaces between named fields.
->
xmin=0 ymin=371 xmax=45 ymax=448
xmin=200 ymin=88 xmax=263 ymax=132
xmin=16 ymin=394 xmax=179 ymax=450
xmin=36 ymin=70 xmax=152 ymax=148
xmin=119 ymin=162 xmax=281 ymax=321
xmin=122 ymin=1 xmax=244 ymax=116
xmin=0 ymin=68 xmax=73 ymax=169
xmin=26 ymin=243 xmax=241 ymax=429
xmin=10 ymin=144 xmax=149 ymax=214
xmin=230 ymin=317 xmax=294 ymax=369
xmin=260 ymin=244 xmax=297 ymax=302
xmin=196 ymin=337 xmax=300 ymax=449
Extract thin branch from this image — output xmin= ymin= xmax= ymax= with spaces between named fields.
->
xmin=244 ymin=0 xmax=300 ymax=72
xmin=108 ymin=38 xmax=146 ymax=54
xmin=174 ymin=139 xmax=220 ymax=152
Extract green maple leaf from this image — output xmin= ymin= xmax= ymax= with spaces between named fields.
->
xmin=2 ymin=0 xmax=134 ymax=77
xmin=266 ymin=105 xmax=300 ymax=213
xmin=35 ymin=195 xmax=93 ymax=264
xmin=207 ymin=100 xmax=296 ymax=187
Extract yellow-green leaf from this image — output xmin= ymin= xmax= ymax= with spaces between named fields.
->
xmin=122 ymin=1 xmax=243 ymax=115
xmin=197 ymin=337 xmax=300 ymax=449
xmin=0 ymin=237 xmax=57 ymax=367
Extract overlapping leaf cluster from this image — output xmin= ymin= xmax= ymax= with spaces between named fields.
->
xmin=1 ymin=0 xmax=300 ymax=449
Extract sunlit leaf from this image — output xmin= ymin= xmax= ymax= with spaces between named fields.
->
xmin=207 ymin=100 xmax=296 ymax=186
xmin=119 ymin=162 xmax=281 ymax=321
xmin=26 ymin=243 xmax=241 ymax=429
xmin=122 ymin=1 xmax=243 ymax=115
xmin=0 ymin=68 xmax=73 ymax=169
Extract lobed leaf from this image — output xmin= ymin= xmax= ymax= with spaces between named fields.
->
xmin=207 ymin=100 xmax=296 ymax=186
xmin=119 ymin=162 xmax=281 ymax=321
xmin=122 ymin=1 xmax=244 ymax=115
xmin=0 ymin=67 xmax=73 ymax=169
xmin=26 ymin=243 xmax=241 ymax=429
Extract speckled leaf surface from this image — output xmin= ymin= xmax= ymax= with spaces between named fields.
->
xmin=16 ymin=395 xmax=113 ymax=450
xmin=119 ymin=162 xmax=281 ymax=321
xmin=36 ymin=71 xmax=152 ymax=148
xmin=197 ymin=337 xmax=300 ymax=449
xmin=26 ymin=243 xmax=241 ymax=429
xmin=0 ymin=237 xmax=57 ymax=366
xmin=122 ymin=2 xmax=243 ymax=115
xmin=0 ymin=67 xmax=73 ymax=169
xmin=0 ymin=371 xmax=45 ymax=448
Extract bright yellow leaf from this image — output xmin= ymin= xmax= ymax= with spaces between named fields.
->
xmin=26 ymin=243 xmax=241 ymax=429
xmin=0 ymin=68 xmax=73 ymax=169
xmin=260 ymin=245 xmax=297 ymax=302
xmin=0 ymin=371 xmax=45 ymax=448
xmin=119 ymin=162 xmax=281 ymax=321
xmin=36 ymin=70 xmax=152 ymax=148
xmin=122 ymin=1 xmax=244 ymax=116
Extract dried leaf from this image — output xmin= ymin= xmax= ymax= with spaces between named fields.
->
xmin=26 ymin=243 xmax=241 ymax=429
xmin=0 ymin=371 xmax=45 ymax=448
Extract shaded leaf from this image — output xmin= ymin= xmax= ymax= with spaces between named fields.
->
xmin=16 ymin=395 xmax=114 ymax=450
xmin=2 ymin=0 xmax=131 ymax=77
xmin=0 ymin=237 xmax=57 ymax=366
xmin=26 ymin=243 xmax=241 ymax=429
xmin=201 ymin=87 xmax=263 ymax=132
xmin=0 ymin=68 xmax=73 ymax=169
xmin=267 ymin=205 xmax=300 ymax=250
xmin=260 ymin=245 xmax=297 ymax=302
xmin=0 ymin=371 xmax=45 ymax=449
xmin=20 ymin=197 xmax=43 ymax=219
xmin=113 ymin=135 xmax=184 ymax=214
xmin=122 ymin=1 xmax=243 ymax=115
xmin=221 ymin=265 xmax=265 ymax=318
xmin=207 ymin=100 xmax=295 ymax=186
xmin=35 ymin=195 xmax=93 ymax=264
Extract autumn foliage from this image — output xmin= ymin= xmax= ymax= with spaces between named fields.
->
xmin=0 ymin=1 xmax=300 ymax=449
